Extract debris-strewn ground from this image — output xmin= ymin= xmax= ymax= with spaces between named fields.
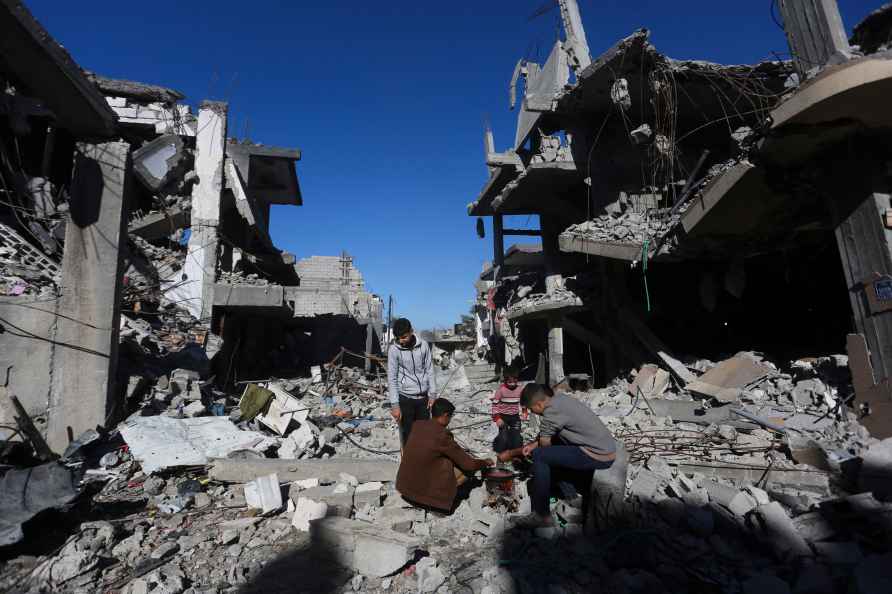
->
xmin=2 ymin=337 xmax=892 ymax=594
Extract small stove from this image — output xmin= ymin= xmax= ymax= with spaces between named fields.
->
xmin=482 ymin=467 xmax=521 ymax=512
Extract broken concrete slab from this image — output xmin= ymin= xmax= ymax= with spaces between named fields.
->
xmin=630 ymin=364 xmax=670 ymax=398
xmin=310 ymin=516 xmax=419 ymax=577
xmin=686 ymin=353 xmax=774 ymax=403
xmin=244 ymin=473 xmax=283 ymax=514
xmin=292 ymin=484 xmax=354 ymax=518
xmin=588 ymin=442 xmax=629 ymax=532
xmin=131 ymin=134 xmax=185 ymax=192
xmin=292 ymin=497 xmax=328 ymax=532
xmin=750 ymin=501 xmax=812 ymax=560
xmin=119 ymin=416 xmax=277 ymax=474
xmin=353 ymin=482 xmax=383 ymax=508
xmin=208 ymin=458 xmax=398 ymax=484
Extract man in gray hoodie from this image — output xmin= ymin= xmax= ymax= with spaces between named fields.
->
xmin=388 ymin=318 xmax=435 ymax=446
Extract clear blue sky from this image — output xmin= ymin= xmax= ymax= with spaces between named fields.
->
xmin=30 ymin=0 xmax=876 ymax=330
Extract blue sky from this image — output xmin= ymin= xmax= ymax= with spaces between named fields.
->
xmin=30 ymin=0 xmax=876 ymax=329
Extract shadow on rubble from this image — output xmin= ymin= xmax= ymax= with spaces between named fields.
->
xmin=496 ymin=483 xmax=892 ymax=594
xmin=236 ymin=535 xmax=351 ymax=594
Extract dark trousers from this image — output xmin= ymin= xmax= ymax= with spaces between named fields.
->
xmin=492 ymin=414 xmax=522 ymax=453
xmin=398 ymin=394 xmax=429 ymax=446
xmin=530 ymin=445 xmax=613 ymax=516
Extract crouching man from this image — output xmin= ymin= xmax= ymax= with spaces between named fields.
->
xmin=515 ymin=384 xmax=616 ymax=528
xmin=396 ymin=398 xmax=494 ymax=512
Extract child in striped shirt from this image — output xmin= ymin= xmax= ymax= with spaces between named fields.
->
xmin=491 ymin=365 xmax=526 ymax=454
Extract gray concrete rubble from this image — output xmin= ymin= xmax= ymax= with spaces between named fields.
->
xmin=3 ymin=0 xmax=892 ymax=593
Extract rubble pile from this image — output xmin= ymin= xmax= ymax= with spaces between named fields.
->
xmin=563 ymin=211 xmax=675 ymax=246
xmin=217 ymin=271 xmax=272 ymax=287
xmin=0 ymin=222 xmax=61 ymax=297
xmin=4 ymin=342 xmax=892 ymax=593
xmin=506 ymin=286 xmax=584 ymax=319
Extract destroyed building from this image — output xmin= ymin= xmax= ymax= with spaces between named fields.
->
xmin=470 ymin=0 xmax=892 ymax=438
xmin=0 ymin=0 xmax=383 ymax=452
xmin=3 ymin=1 xmax=892 ymax=594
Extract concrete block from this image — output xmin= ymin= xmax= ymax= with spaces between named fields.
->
xmin=132 ymin=134 xmax=185 ymax=191
xmin=292 ymin=497 xmax=328 ymax=532
xmin=310 ymin=517 xmax=418 ymax=578
xmin=244 ymin=473 xmax=282 ymax=514
xmin=296 ymin=485 xmax=353 ymax=517
xmin=728 ymin=491 xmax=759 ymax=517
xmin=415 ymin=557 xmax=446 ymax=593
xmin=208 ymin=458 xmax=398 ymax=484
xmin=791 ymin=512 xmax=836 ymax=543
xmin=354 ymin=482 xmax=382 ymax=508
xmin=751 ymin=502 xmax=812 ymax=560
xmin=588 ymin=441 xmax=629 ymax=532
xmin=629 ymin=468 xmax=667 ymax=502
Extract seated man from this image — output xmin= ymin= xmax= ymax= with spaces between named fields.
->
xmin=516 ymin=383 xmax=616 ymax=528
xmin=396 ymin=398 xmax=494 ymax=512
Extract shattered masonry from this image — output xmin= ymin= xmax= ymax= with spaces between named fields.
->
xmin=2 ymin=1 xmax=892 ymax=594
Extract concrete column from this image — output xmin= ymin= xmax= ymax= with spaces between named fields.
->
xmin=492 ymin=214 xmax=505 ymax=276
xmin=541 ymin=214 xmax=565 ymax=385
xmin=46 ymin=141 xmax=130 ymax=452
xmin=184 ymin=101 xmax=228 ymax=321
xmin=835 ymin=184 xmax=892 ymax=383
xmin=779 ymin=0 xmax=850 ymax=78
xmin=364 ymin=322 xmax=374 ymax=374
xmin=547 ymin=318 xmax=565 ymax=386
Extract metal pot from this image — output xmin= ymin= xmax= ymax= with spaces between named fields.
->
xmin=482 ymin=467 xmax=517 ymax=495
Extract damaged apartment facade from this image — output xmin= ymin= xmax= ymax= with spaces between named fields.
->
xmin=471 ymin=0 xmax=892 ymax=436
xmin=0 ymin=0 xmax=382 ymax=453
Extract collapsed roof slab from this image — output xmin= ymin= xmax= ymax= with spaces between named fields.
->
xmin=86 ymin=72 xmax=185 ymax=104
xmin=491 ymin=161 xmax=581 ymax=215
xmin=468 ymin=165 xmax=521 ymax=216
xmin=213 ymin=283 xmax=289 ymax=310
xmin=506 ymin=291 xmax=586 ymax=321
xmin=480 ymin=243 xmax=543 ymax=280
xmin=555 ymin=29 xmax=791 ymax=143
xmin=227 ymin=142 xmax=302 ymax=206
xmin=128 ymin=205 xmax=190 ymax=241
xmin=764 ymin=53 xmax=892 ymax=166
xmin=558 ymin=232 xmax=645 ymax=262
xmin=772 ymin=53 xmax=892 ymax=129
xmin=0 ymin=0 xmax=117 ymax=137
xmin=132 ymin=134 xmax=185 ymax=192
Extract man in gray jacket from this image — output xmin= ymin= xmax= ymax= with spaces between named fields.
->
xmin=388 ymin=318 xmax=435 ymax=446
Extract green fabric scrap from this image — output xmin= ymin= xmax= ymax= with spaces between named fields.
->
xmin=239 ymin=384 xmax=274 ymax=421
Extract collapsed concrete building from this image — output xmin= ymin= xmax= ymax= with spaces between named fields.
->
xmin=471 ymin=0 xmax=892 ymax=437
xmin=0 ymin=0 xmax=382 ymax=453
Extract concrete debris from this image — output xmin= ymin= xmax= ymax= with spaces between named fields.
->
xmin=3 ymin=1 xmax=892 ymax=592
xmin=630 ymin=123 xmax=653 ymax=144
xmin=244 ymin=473 xmax=283 ymax=514
xmin=119 ymin=416 xmax=278 ymax=474
xmin=610 ymin=77 xmax=631 ymax=110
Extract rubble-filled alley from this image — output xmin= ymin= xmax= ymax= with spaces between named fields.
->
xmin=3 ymin=1 xmax=892 ymax=593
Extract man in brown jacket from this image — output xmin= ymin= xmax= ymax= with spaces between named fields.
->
xmin=396 ymin=398 xmax=494 ymax=512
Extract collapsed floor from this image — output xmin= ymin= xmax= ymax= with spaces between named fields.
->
xmin=2 ymin=337 xmax=892 ymax=594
